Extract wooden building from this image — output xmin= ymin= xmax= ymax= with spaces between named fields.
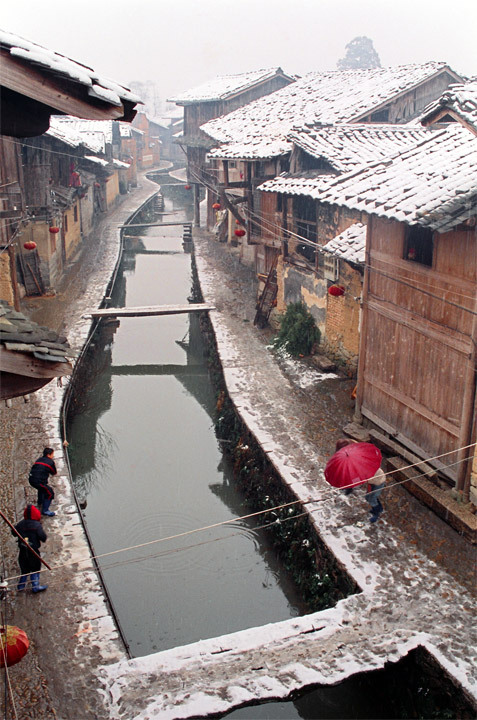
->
xmin=316 ymin=124 xmax=477 ymax=503
xmin=169 ymin=68 xmax=295 ymax=224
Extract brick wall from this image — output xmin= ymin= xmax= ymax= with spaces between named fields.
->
xmin=0 ymin=254 xmax=14 ymax=305
xmin=322 ymin=262 xmax=362 ymax=374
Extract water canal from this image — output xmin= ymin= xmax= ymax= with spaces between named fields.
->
xmin=65 ymin=175 xmax=472 ymax=720
xmin=66 ymin=178 xmax=308 ymax=658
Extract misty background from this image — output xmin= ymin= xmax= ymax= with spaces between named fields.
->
xmin=2 ymin=0 xmax=476 ymax=116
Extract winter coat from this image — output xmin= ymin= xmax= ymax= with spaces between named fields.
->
xmin=29 ymin=454 xmax=57 ymax=489
xmin=13 ymin=505 xmax=47 ymax=573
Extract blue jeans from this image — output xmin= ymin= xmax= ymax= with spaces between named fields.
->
xmin=365 ymin=482 xmax=385 ymax=509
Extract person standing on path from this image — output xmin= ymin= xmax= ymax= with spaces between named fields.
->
xmin=365 ymin=466 xmax=386 ymax=523
xmin=12 ymin=505 xmax=48 ymax=593
xmin=28 ymin=448 xmax=57 ymax=516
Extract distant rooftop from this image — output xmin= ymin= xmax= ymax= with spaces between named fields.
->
xmin=169 ymin=67 xmax=294 ymax=105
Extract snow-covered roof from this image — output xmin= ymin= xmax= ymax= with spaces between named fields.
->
xmin=202 ymin=63 xmax=460 ymax=160
xmin=47 ymin=116 xmax=105 ymax=153
xmin=169 ymin=67 xmax=293 ymax=105
xmin=84 ymin=156 xmax=108 ymax=166
xmin=323 ymin=223 xmax=367 ymax=265
xmin=208 ymin=136 xmax=292 ymax=160
xmin=0 ymin=28 xmax=140 ymax=108
xmin=290 ymin=124 xmax=430 ymax=173
xmin=421 ymin=79 xmax=477 ymax=135
xmin=258 ymin=170 xmax=337 ymax=198
xmin=317 ymin=125 xmax=477 ymax=232
xmin=258 ymin=125 xmax=432 ymax=197
xmin=49 ymin=117 xmax=113 ymax=152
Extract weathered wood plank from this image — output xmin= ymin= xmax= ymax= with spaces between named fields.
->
xmin=0 ymin=348 xmax=72 ymax=378
xmin=87 ymin=304 xmax=215 ymax=318
xmin=119 ymin=222 xmax=192 ymax=228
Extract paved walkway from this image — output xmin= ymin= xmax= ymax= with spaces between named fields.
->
xmin=98 ymin=227 xmax=477 ymax=718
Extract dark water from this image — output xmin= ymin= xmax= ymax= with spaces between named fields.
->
xmin=67 ymin=185 xmax=306 ymax=657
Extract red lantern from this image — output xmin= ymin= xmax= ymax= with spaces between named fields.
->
xmin=234 ymin=228 xmax=246 ymax=237
xmin=235 ymin=219 xmax=242 ymax=225
xmin=328 ymin=285 xmax=345 ymax=297
xmin=0 ymin=626 xmax=29 ymax=668
xmin=184 ymin=184 xmax=191 ymax=190
xmin=212 ymin=203 xmax=221 ymax=210
xmin=23 ymin=241 xmax=37 ymax=250
xmin=49 ymin=227 xmax=60 ymax=234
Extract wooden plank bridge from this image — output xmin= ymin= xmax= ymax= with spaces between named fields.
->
xmin=86 ymin=304 xmax=215 ymax=319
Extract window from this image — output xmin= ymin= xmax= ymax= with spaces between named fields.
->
xmin=74 ymin=204 xmax=78 ymax=222
xmin=404 ymin=225 xmax=433 ymax=267
xmin=323 ymin=254 xmax=339 ymax=281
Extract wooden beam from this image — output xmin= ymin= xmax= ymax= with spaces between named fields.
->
xmin=119 ymin=222 xmax=192 ymax=228
xmin=87 ymin=303 xmax=215 ymax=319
xmin=0 ymin=348 xmax=72 ymax=378
xmin=0 ymin=50 xmax=125 ymax=121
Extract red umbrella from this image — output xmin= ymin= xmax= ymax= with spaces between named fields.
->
xmin=0 ymin=625 xmax=29 ymax=667
xmin=324 ymin=442 xmax=382 ymax=489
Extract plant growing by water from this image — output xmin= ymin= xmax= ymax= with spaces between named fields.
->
xmin=273 ymin=302 xmax=320 ymax=357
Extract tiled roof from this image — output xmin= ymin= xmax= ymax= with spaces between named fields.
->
xmin=421 ymin=79 xmax=477 ymax=135
xmin=49 ymin=117 xmax=113 ymax=146
xmin=208 ymin=136 xmax=292 ymax=160
xmin=202 ymin=63 xmax=459 ymax=159
xmin=323 ymin=223 xmax=367 ymax=265
xmin=258 ymin=125 xmax=432 ymax=196
xmin=0 ymin=29 xmax=140 ymax=107
xmin=290 ymin=124 xmax=429 ymax=172
xmin=317 ymin=125 xmax=477 ymax=232
xmin=169 ymin=68 xmax=293 ymax=104
xmin=0 ymin=301 xmax=74 ymax=364
xmin=258 ymin=170 xmax=337 ymax=197
xmin=47 ymin=116 xmax=105 ymax=153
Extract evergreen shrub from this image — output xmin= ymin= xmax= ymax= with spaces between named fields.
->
xmin=273 ymin=302 xmax=320 ymax=356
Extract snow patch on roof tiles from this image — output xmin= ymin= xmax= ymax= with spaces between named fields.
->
xmin=323 ymin=223 xmax=367 ymax=265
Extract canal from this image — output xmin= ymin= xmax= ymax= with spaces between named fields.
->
xmin=66 ymin=178 xmax=308 ymax=659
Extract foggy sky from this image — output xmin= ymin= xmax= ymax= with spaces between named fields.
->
xmin=2 ymin=0 xmax=476 ymax=111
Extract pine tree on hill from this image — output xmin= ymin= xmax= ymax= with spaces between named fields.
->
xmin=337 ymin=36 xmax=381 ymax=70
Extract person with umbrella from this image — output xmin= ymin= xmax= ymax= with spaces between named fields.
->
xmin=325 ymin=439 xmax=386 ymax=523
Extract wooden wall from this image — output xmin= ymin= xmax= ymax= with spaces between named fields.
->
xmin=359 ymin=216 xmax=476 ymax=481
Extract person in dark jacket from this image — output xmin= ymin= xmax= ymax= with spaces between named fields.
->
xmin=28 ymin=447 xmax=57 ymax=516
xmin=12 ymin=505 xmax=48 ymax=593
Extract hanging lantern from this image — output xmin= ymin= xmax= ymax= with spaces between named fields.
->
xmin=235 ymin=219 xmax=242 ymax=225
xmin=0 ymin=626 xmax=29 ymax=668
xmin=234 ymin=228 xmax=246 ymax=237
xmin=94 ymin=182 xmax=101 ymax=188
xmin=212 ymin=203 xmax=221 ymax=210
xmin=328 ymin=285 xmax=345 ymax=297
xmin=184 ymin=184 xmax=191 ymax=190
xmin=23 ymin=241 xmax=37 ymax=250
xmin=49 ymin=227 xmax=60 ymax=234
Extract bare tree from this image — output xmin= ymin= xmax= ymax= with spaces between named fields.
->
xmin=337 ymin=36 xmax=381 ymax=70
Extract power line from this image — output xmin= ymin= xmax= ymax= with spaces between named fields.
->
xmin=3 ymin=443 xmax=475 ymax=588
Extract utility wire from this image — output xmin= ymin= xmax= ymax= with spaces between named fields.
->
xmin=3 ymin=444 xmax=475 ymax=588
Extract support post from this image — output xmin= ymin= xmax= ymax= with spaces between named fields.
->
xmin=193 ymin=183 xmax=200 ymax=228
